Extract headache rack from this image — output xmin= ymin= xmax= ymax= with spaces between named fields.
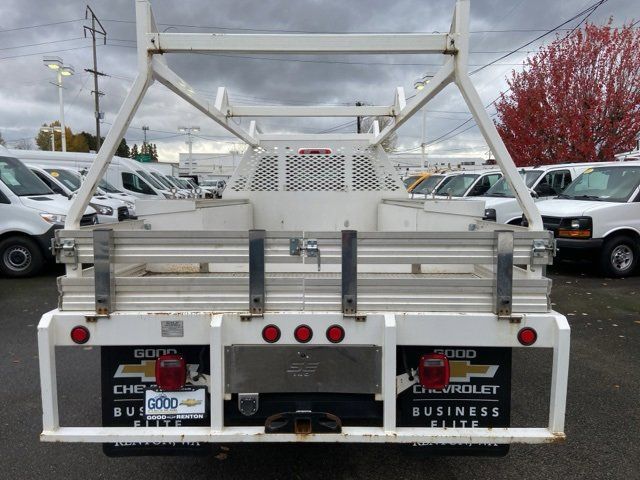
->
xmin=38 ymin=0 xmax=570 ymax=446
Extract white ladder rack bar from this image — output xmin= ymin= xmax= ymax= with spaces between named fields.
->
xmin=145 ymin=33 xmax=454 ymax=55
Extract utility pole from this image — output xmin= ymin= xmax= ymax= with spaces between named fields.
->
xmin=355 ymin=101 xmax=363 ymax=133
xmin=84 ymin=5 xmax=107 ymax=151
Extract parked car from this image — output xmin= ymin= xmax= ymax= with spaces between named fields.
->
xmin=481 ymin=163 xmax=594 ymax=224
xmin=0 ymin=147 xmax=97 ymax=277
xmin=532 ymin=162 xmax=640 ymax=277
xmin=403 ymin=172 xmax=433 ymax=192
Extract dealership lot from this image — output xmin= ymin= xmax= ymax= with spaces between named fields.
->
xmin=0 ymin=263 xmax=638 ymax=480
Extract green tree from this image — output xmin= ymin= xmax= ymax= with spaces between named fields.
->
xmin=151 ymin=143 xmax=159 ymax=162
xmin=130 ymin=144 xmax=139 ymax=159
xmin=116 ymin=138 xmax=130 ymax=158
xmin=34 ymin=121 xmax=89 ymax=152
xmin=0 ymin=131 xmax=5 ymax=146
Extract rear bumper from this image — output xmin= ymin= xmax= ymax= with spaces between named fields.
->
xmin=38 ymin=310 xmax=570 ymax=445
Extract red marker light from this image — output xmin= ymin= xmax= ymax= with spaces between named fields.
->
xmin=70 ymin=325 xmax=90 ymax=344
xmin=262 ymin=324 xmax=281 ymax=343
xmin=326 ymin=325 xmax=345 ymax=343
xmin=155 ymin=354 xmax=186 ymax=391
xmin=297 ymin=148 xmax=332 ymax=155
xmin=517 ymin=327 xmax=537 ymax=346
xmin=294 ymin=325 xmax=313 ymax=343
xmin=418 ymin=353 xmax=450 ymax=390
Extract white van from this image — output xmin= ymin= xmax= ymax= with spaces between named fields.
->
xmin=482 ymin=163 xmax=594 ymax=224
xmin=534 ymin=162 xmax=640 ymax=277
xmin=410 ymin=171 xmax=464 ymax=199
xmin=0 ymin=147 xmax=97 ymax=277
xmin=27 ymin=165 xmax=131 ymax=224
xmin=432 ymin=169 xmax=502 ymax=199
xmin=9 ymin=150 xmax=167 ymax=200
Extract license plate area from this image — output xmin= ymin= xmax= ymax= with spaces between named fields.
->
xmin=144 ymin=387 xmax=206 ymax=421
xmin=396 ymin=346 xmax=512 ymax=456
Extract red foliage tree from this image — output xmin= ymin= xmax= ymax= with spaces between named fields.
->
xmin=495 ymin=22 xmax=640 ymax=166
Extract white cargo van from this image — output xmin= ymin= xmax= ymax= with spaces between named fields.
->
xmin=534 ymin=162 xmax=640 ymax=277
xmin=482 ymin=164 xmax=594 ymax=224
xmin=410 ymin=171 xmax=462 ymax=199
xmin=9 ymin=150 xmax=167 ymax=200
xmin=432 ymin=169 xmax=502 ymax=198
xmin=0 ymin=147 xmax=97 ymax=277
xmin=27 ymin=165 xmax=130 ymax=224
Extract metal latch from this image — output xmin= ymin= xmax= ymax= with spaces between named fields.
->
xmin=51 ymin=238 xmax=77 ymax=264
xmin=238 ymin=393 xmax=259 ymax=416
xmin=290 ymin=238 xmax=321 ymax=271
xmin=530 ymin=238 xmax=556 ymax=272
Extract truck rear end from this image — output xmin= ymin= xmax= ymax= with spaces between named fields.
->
xmin=37 ymin=0 xmax=569 ymax=457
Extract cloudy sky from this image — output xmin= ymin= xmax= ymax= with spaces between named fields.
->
xmin=0 ymin=0 xmax=635 ymax=162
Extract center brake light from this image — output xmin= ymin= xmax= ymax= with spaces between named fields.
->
xmin=297 ymin=148 xmax=332 ymax=155
xmin=155 ymin=354 xmax=187 ymax=391
xmin=418 ymin=353 xmax=450 ymax=390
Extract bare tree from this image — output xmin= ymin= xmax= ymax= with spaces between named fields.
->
xmin=13 ymin=138 xmax=34 ymax=150
xmin=360 ymin=116 xmax=398 ymax=152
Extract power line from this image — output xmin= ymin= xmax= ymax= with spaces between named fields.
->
xmin=0 ymin=18 xmax=83 ymax=34
xmin=0 ymin=37 xmax=84 ymax=52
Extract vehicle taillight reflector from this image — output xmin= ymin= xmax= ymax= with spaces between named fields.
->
xmin=70 ymin=325 xmax=90 ymax=344
xmin=326 ymin=325 xmax=345 ymax=343
xmin=517 ymin=327 xmax=537 ymax=346
xmin=297 ymin=148 xmax=332 ymax=155
xmin=155 ymin=354 xmax=186 ymax=391
xmin=418 ymin=353 xmax=450 ymax=390
xmin=262 ymin=324 xmax=281 ymax=343
xmin=294 ymin=325 xmax=313 ymax=343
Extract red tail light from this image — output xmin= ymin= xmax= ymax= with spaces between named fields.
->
xmin=70 ymin=325 xmax=90 ymax=344
xmin=517 ymin=327 xmax=537 ymax=346
xmin=326 ymin=325 xmax=345 ymax=343
xmin=418 ymin=353 xmax=450 ymax=390
xmin=294 ymin=325 xmax=313 ymax=343
xmin=155 ymin=354 xmax=186 ymax=391
xmin=262 ymin=324 xmax=281 ymax=343
xmin=297 ymin=148 xmax=332 ymax=155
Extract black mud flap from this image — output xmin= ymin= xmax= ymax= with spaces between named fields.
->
xmin=101 ymin=345 xmax=212 ymax=457
xmin=396 ymin=346 xmax=511 ymax=456
xmin=265 ymin=411 xmax=342 ymax=434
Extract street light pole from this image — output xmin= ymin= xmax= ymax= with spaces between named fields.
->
xmin=57 ymin=69 xmax=67 ymax=152
xmin=43 ymin=56 xmax=74 ymax=152
xmin=414 ymin=75 xmax=433 ymax=170
xmin=179 ymin=126 xmax=200 ymax=175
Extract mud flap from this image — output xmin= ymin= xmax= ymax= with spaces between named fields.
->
xmin=101 ymin=345 xmax=212 ymax=457
xmin=396 ymin=346 xmax=511 ymax=456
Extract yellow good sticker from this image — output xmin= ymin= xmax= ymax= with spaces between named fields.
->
xmin=583 ymin=168 xmax=594 ymax=174
xmin=50 ymin=171 xmax=59 ymax=177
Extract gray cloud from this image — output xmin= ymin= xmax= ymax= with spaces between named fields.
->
xmin=0 ymin=0 xmax=636 ymax=160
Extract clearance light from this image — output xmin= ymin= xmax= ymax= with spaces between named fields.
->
xmin=155 ymin=354 xmax=187 ymax=391
xmin=517 ymin=327 xmax=538 ymax=346
xmin=326 ymin=325 xmax=345 ymax=343
xmin=70 ymin=325 xmax=90 ymax=344
xmin=262 ymin=324 xmax=281 ymax=343
xmin=297 ymin=148 xmax=332 ymax=155
xmin=418 ymin=353 xmax=450 ymax=390
xmin=294 ymin=325 xmax=313 ymax=343
xmin=558 ymin=229 xmax=591 ymax=238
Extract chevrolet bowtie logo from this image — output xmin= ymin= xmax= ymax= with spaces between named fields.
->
xmin=449 ymin=361 xmax=498 ymax=382
xmin=114 ymin=360 xmax=157 ymax=382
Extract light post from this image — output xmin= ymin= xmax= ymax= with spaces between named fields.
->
xmin=179 ymin=126 xmax=200 ymax=175
xmin=43 ymin=56 xmax=74 ymax=152
xmin=414 ymin=76 xmax=431 ymax=169
xmin=40 ymin=126 xmax=62 ymax=151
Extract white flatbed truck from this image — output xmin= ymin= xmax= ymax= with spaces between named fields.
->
xmin=38 ymin=0 xmax=569 ymax=457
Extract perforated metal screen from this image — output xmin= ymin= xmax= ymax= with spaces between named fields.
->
xmin=228 ymin=142 xmax=404 ymax=193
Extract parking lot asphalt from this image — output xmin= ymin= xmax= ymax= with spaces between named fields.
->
xmin=0 ymin=262 xmax=638 ymax=480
